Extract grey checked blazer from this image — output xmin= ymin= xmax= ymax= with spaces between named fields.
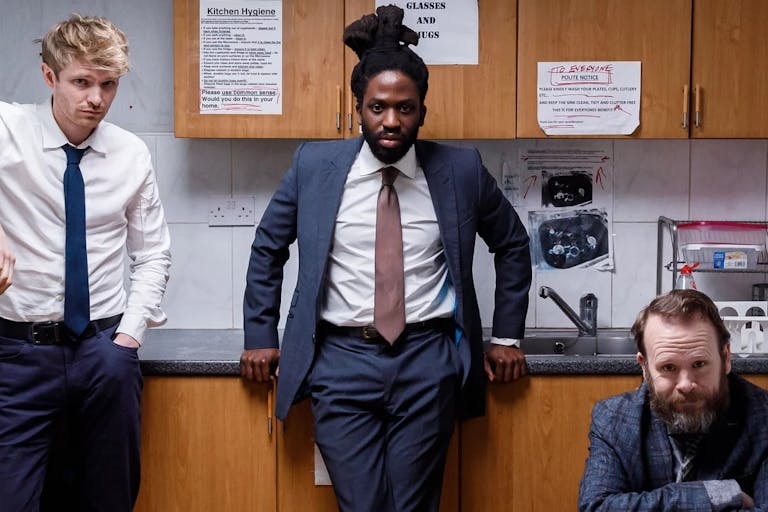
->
xmin=579 ymin=373 xmax=768 ymax=511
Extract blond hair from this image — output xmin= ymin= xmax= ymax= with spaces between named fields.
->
xmin=40 ymin=14 xmax=129 ymax=76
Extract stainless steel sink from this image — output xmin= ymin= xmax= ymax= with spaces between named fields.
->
xmin=520 ymin=329 xmax=637 ymax=357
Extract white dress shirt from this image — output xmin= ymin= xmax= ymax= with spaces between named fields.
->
xmin=0 ymin=100 xmax=171 ymax=343
xmin=320 ymin=142 xmax=455 ymax=326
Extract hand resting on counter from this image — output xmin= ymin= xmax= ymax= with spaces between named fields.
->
xmin=484 ymin=344 xmax=526 ymax=383
xmin=240 ymin=348 xmax=280 ymax=382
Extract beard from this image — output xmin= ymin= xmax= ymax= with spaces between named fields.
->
xmin=361 ymin=122 xmax=420 ymax=165
xmin=646 ymin=369 xmax=730 ymax=435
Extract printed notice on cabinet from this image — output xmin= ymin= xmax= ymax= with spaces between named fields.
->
xmin=375 ymin=0 xmax=478 ymax=64
xmin=199 ymin=0 xmax=282 ymax=114
xmin=537 ymin=61 xmax=640 ymax=135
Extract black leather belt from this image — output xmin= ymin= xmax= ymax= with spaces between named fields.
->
xmin=0 ymin=314 xmax=123 ymax=345
xmin=320 ymin=317 xmax=454 ymax=341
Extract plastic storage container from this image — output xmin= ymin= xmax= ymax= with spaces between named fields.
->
xmin=682 ymin=244 xmax=762 ymax=269
xmin=677 ymin=221 xmax=768 ymax=270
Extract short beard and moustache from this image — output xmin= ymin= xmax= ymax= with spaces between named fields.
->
xmin=362 ymin=122 xmax=420 ymax=165
xmin=645 ymin=364 xmax=731 ymax=435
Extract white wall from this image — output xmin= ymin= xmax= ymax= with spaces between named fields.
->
xmin=3 ymin=0 xmax=767 ymax=331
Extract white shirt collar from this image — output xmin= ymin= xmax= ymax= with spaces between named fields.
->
xmin=355 ymin=140 xmax=418 ymax=179
xmin=37 ymin=98 xmax=108 ymax=154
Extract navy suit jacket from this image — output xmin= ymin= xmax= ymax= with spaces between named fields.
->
xmin=244 ymin=137 xmax=531 ymax=420
xmin=579 ymin=373 xmax=768 ymax=511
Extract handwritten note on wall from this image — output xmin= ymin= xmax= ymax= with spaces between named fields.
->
xmin=537 ymin=61 xmax=641 ymax=135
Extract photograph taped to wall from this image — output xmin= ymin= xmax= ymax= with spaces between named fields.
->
xmin=530 ymin=208 xmax=611 ymax=270
xmin=542 ymin=169 xmax=593 ymax=208
xmin=509 ymin=145 xmax=615 ymax=272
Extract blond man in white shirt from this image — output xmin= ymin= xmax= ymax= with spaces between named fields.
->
xmin=0 ymin=14 xmax=170 ymax=511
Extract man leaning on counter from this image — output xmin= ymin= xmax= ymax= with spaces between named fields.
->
xmin=240 ymin=4 xmax=532 ymax=511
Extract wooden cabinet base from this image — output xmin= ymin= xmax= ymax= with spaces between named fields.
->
xmin=461 ymin=375 xmax=641 ymax=511
xmin=134 ymin=377 xmax=275 ymax=512
xmin=134 ymin=373 xmax=768 ymax=511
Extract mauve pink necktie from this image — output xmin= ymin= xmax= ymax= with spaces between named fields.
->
xmin=374 ymin=166 xmax=406 ymax=343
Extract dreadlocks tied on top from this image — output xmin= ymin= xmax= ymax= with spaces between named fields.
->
xmin=343 ymin=4 xmax=429 ymax=105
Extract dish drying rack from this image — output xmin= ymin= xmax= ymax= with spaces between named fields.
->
xmin=656 ymin=216 xmax=768 ymax=295
xmin=716 ymin=301 xmax=768 ymax=356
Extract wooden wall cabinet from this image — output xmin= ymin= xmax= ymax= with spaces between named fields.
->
xmin=174 ymin=0 xmax=345 ymax=138
xmin=517 ymin=0 xmax=768 ymax=139
xmin=344 ymin=0 xmax=517 ymax=140
xmin=175 ymin=0 xmax=516 ymax=139
xmin=516 ymin=0 xmax=692 ymax=139
xmin=691 ymin=0 xmax=768 ymax=138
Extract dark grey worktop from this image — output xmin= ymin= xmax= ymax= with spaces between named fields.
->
xmin=139 ymin=329 xmax=768 ymax=376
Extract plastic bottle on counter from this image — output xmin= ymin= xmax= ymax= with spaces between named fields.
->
xmin=675 ymin=262 xmax=699 ymax=290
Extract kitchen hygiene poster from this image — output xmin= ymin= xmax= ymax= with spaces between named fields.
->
xmin=502 ymin=144 xmax=615 ymax=271
xmin=199 ymin=0 xmax=283 ymax=114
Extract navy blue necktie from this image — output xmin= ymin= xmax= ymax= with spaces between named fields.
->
xmin=62 ymin=144 xmax=90 ymax=336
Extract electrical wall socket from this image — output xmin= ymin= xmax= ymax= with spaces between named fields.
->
xmin=208 ymin=196 xmax=256 ymax=226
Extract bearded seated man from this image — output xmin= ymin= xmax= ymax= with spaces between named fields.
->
xmin=579 ymin=289 xmax=768 ymax=512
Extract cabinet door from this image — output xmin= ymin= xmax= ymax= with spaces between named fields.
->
xmin=461 ymin=375 xmax=640 ymax=511
xmin=343 ymin=0 xmax=516 ymax=140
xmin=134 ymin=377 xmax=276 ymax=512
xmin=174 ymin=0 xmax=345 ymax=138
xmin=692 ymin=0 xmax=768 ymax=138
xmin=277 ymin=399 xmax=459 ymax=512
xmin=517 ymin=0 xmax=691 ymax=139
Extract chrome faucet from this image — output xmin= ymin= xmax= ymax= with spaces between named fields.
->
xmin=539 ymin=286 xmax=597 ymax=337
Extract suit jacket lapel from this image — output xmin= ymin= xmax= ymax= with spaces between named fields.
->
xmin=646 ymin=412 xmax=677 ymax=487
xmin=629 ymin=384 xmax=676 ymax=488
xmin=314 ymin=138 xmax=362 ymax=278
xmin=417 ymin=141 xmax=462 ymax=308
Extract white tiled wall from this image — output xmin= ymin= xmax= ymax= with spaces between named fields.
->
xmin=136 ymin=135 xmax=768 ymax=331
xmin=4 ymin=0 xmax=768 ymax=332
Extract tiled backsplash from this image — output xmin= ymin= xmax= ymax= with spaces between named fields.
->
xmin=140 ymin=136 xmax=768 ymax=331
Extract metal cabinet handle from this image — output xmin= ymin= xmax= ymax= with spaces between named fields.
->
xmin=347 ymin=88 xmax=353 ymax=132
xmin=694 ymin=84 xmax=701 ymax=128
xmin=682 ymin=84 xmax=689 ymax=129
xmin=336 ymin=85 xmax=341 ymax=131
xmin=267 ymin=376 xmax=275 ymax=436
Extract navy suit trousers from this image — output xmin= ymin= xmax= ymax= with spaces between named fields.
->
xmin=0 ymin=323 xmax=142 ymax=512
xmin=308 ymin=325 xmax=461 ymax=512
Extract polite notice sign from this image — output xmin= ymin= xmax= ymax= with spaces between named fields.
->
xmin=537 ymin=61 xmax=641 ymax=135
xmin=375 ymin=0 xmax=478 ymax=65
xmin=199 ymin=0 xmax=283 ymax=115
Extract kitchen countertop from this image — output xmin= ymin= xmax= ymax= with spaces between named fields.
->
xmin=139 ymin=329 xmax=768 ymax=376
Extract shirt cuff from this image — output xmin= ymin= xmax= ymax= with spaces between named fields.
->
xmin=116 ymin=313 xmax=150 ymax=346
xmin=489 ymin=337 xmax=521 ymax=348
xmin=703 ymin=480 xmax=743 ymax=511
